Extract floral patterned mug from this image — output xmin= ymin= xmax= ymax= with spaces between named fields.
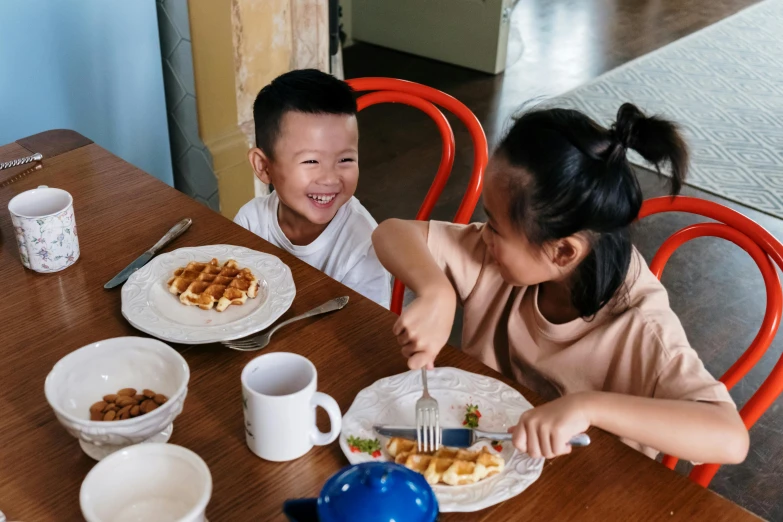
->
xmin=8 ymin=185 xmax=80 ymax=273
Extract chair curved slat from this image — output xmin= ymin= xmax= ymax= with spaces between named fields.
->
xmin=348 ymin=78 xmax=488 ymax=314
xmin=640 ymin=197 xmax=783 ymax=487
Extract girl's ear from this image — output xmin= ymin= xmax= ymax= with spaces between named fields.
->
xmin=551 ymin=236 xmax=589 ymax=269
xmin=248 ymin=148 xmax=273 ymax=184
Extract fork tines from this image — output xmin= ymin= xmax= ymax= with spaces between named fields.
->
xmin=416 ymin=407 xmax=440 ymax=453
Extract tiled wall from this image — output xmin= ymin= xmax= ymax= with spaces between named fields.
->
xmin=156 ymin=0 xmax=219 ymax=211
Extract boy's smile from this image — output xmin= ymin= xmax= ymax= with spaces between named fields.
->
xmin=307 ymin=192 xmax=339 ymax=208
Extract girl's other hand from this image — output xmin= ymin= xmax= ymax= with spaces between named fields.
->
xmin=392 ymin=285 xmax=456 ymax=370
xmin=511 ymin=392 xmax=593 ymax=459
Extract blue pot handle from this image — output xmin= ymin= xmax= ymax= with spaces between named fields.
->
xmin=283 ymin=498 xmax=319 ymax=522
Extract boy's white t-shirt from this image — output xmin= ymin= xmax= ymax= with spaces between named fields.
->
xmin=234 ymin=191 xmax=391 ymax=308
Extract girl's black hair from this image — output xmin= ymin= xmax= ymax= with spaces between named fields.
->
xmin=498 ymin=103 xmax=688 ymax=318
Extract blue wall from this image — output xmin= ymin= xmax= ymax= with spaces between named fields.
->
xmin=0 ymin=1 xmax=174 ymax=185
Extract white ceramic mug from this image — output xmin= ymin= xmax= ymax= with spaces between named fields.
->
xmin=8 ymin=185 xmax=79 ymax=272
xmin=80 ymin=443 xmax=212 ymax=522
xmin=241 ymin=352 xmax=342 ymax=462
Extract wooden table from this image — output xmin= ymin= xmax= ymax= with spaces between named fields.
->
xmin=0 ymin=131 xmax=761 ymax=521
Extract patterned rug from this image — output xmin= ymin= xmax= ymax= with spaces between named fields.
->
xmin=552 ymin=0 xmax=783 ymax=218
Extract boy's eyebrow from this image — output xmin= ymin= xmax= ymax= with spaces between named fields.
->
xmin=293 ymin=149 xmax=323 ymax=156
xmin=293 ymin=148 xmax=358 ymax=156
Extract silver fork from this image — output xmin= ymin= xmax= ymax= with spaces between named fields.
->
xmin=415 ymin=368 xmax=440 ymax=452
xmin=221 ymin=296 xmax=349 ymax=351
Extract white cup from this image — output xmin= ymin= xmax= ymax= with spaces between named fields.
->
xmin=8 ymin=185 xmax=79 ymax=272
xmin=241 ymin=352 xmax=342 ymax=462
xmin=80 ymin=443 xmax=212 ymax=522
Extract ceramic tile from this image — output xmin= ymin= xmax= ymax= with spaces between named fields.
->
xmin=169 ymin=39 xmax=196 ymax=97
xmin=178 ymin=148 xmax=218 ymax=201
xmin=156 ymin=2 xmax=182 ymax=57
xmin=167 ymin=114 xmax=190 ymax=162
xmin=162 ymin=0 xmax=191 ymax=41
xmin=172 ymin=95 xmax=203 ymax=152
xmin=162 ymin=61 xmax=186 ymax=112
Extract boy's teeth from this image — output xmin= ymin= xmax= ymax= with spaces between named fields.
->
xmin=308 ymin=194 xmax=336 ymax=203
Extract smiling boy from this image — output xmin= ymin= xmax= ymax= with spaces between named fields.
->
xmin=234 ymin=69 xmax=391 ymax=308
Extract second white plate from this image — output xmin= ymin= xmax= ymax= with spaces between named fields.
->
xmin=340 ymin=367 xmax=544 ymax=512
xmin=121 ymin=245 xmax=295 ymax=344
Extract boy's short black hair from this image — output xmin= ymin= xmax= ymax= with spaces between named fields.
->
xmin=252 ymin=69 xmax=357 ymax=157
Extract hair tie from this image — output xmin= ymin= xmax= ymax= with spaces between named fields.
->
xmin=606 ymin=131 xmax=627 ymax=162
xmin=611 ymin=129 xmax=629 ymax=151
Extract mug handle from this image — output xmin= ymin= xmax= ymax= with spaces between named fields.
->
xmin=310 ymin=392 xmax=342 ymax=446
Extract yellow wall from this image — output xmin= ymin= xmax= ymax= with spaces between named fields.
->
xmin=189 ymin=0 xmax=251 ymax=219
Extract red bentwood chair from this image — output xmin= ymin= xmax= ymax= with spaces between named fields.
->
xmin=639 ymin=196 xmax=783 ymax=487
xmin=346 ymin=78 xmax=489 ymax=315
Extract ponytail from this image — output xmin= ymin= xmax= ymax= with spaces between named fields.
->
xmin=613 ymin=103 xmax=688 ymax=197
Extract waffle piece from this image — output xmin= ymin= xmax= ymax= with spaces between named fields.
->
xmin=167 ymin=258 xmax=259 ymax=311
xmin=386 ymin=437 xmax=505 ymax=486
xmin=387 ymin=437 xmax=417 ymax=458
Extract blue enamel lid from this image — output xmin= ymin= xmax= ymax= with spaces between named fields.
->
xmin=317 ymin=462 xmax=438 ymax=522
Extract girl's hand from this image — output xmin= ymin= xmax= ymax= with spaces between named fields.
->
xmin=392 ymin=286 xmax=456 ymax=370
xmin=511 ymin=393 xmax=593 ymax=459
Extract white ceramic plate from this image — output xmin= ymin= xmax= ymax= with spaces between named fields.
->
xmin=121 ymin=245 xmax=295 ymax=344
xmin=340 ymin=367 xmax=544 ymax=512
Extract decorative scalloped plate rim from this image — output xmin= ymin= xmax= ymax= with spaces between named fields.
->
xmin=340 ymin=367 xmax=544 ymax=512
xmin=121 ymin=245 xmax=295 ymax=344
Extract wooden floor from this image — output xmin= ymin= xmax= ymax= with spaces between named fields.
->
xmin=344 ymin=0 xmax=783 ymax=520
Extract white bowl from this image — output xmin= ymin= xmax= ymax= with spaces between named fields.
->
xmin=45 ymin=337 xmax=189 ymax=460
xmin=80 ymin=443 xmax=212 ymax=522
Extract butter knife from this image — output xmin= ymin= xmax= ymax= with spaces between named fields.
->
xmin=373 ymin=425 xmax=591 ymax=448
xmin=104 ymin=218 xmax=192 ymax=289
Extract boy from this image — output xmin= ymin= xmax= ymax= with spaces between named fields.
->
xmin=234 ymin=69 xmax=391 ymax=308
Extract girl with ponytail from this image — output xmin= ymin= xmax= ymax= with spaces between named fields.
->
xmin=372 ymin=104 xmax=748 ymax=464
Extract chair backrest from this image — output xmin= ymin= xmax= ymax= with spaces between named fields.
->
xmin=639 ymin=196 xmax=783 ymax=487
xmin=346 ymin=78 xmax=488 ymax=314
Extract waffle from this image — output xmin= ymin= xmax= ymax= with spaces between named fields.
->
xmin=167 ymin=258 xmax=259 ymax=312
xmin=386 ymin=437 xmax=504 ymax=486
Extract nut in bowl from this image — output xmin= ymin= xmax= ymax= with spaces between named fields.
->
xmin=44 ymin=337 xmax=189 ymax=460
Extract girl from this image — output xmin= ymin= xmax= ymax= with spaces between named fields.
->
xmin=372 ymin=104 xmax=748 ymax=464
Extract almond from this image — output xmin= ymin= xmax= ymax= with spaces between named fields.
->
xmin=130 ymin=405 xmax=140 ymax=417
xmin=90 ymin=401 xmax=107 ymax=414
xmin=115 ymin=396 xmax=137 ymax=407
xmin=103 ymin=394 xmax=118 ymax=403
xmin=90 ymin=411 xmax=103 ymax=421
xmin=117 ymin=388 xmax=136 ymax=397
xmin=105 ymin=404 xmax=119 ymax=412
xmin=118 ymin=410 xmax=130 ymax=420
xmin=143 ymin=389 xmax=156 ymax=399
xmin=103 ymin=410 xmax=116 ymax=421
xmin=140 ymin=399 xmax=159 ymax=414
xmin=133 ymin=394 xmax=145 ymax=402
xmin=153 ymin=394 xmax=168 ymax=405
xmin=118 ymin=405 xmax=132 ymax=416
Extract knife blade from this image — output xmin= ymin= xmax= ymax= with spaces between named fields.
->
xmin=373 ymin=425 xmax=590 ymax=448
xmin=104 ymin=218 xmax=192 ymax=289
